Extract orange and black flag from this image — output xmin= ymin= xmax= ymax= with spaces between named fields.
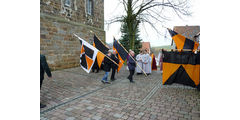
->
xmin=162 ymin=50 xmax=200 ymax=88
xmin=113 ymin=38 xmax=128 ymax=72
xmin=168 ymin=28 xmax=199 ymax=51
xmin=93 ymin=35 xmax=109 ymax=68
xmin=74 ymin=34 xmax=104 ymax=73
xmin=93 ymin=35 xmax=109 ymax=54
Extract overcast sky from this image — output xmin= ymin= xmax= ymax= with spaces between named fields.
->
xmin=104 ymin=0 xmax=200 ymax=47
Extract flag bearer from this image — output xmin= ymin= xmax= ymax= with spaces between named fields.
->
xmin=110 ymin=50 xmax=119 ymax=81
xmin=127 ymin=50 xmax=136 ymax=83
xmin=101 ymin=51 xmax=112 ymax=84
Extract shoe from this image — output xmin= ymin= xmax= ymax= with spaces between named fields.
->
xmin=105 ymin=81 xmax=111 ymax=84
xmin=111 ymin=78 xmax=116 ymax=81
xmin=40 ymin=103 xmax=46 ymax=108
xmin=101 ymin=80 xmax=105 ymax=84
xmin=130 ymin=80 xmax=135 ymax=83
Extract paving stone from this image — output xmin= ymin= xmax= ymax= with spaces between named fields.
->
xmin=113 ymin=113 xmax=123 ymax=118
xmin=86 ymin=106 xmax=95 ymax=110
xmin=65 ymin=117 xmax=75 ymax=120
xmin=138 ymin=112 xmax=145 ymax=116
xmin=121 ymin=115 xmax=129 ymax=119
xmin=150 ymin=114 xmax=157 ymax=119
xmin=81 ymin=100 xmax=92 ymax=103
xmin=66 ymin=108 xmax=73 ymax=111
xmin=40 ymin=117 xmax=48 ymax=120
xmin=179 ymin=118 xmax=188 ymax=120
xmin=92 ymin=116 xmax=101 ymax=120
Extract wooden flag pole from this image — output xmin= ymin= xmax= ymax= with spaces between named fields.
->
xmin=114 ymin=37 xmax=148 ymax=77
xmin=90 ymin=30 xmax=110 ymax=49
xmin=74 ymin=33 xmax=119 ymax=67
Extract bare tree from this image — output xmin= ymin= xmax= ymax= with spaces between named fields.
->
xmin=107 ymin=0 xmax=192 ymax=50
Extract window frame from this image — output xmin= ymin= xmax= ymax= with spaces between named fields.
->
xmin=86 ymin=0 xmax=94 ymax=16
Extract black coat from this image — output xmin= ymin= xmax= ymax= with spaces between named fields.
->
xmin=127 ymin=55 xmax=136 ymax=70
xmin=110 ymin=54 xmax=119 ymax=69
xmin=40 ymin=55 xmax=52 ymax=80
xmin=103 ymin=56 xmax=112 ymax=72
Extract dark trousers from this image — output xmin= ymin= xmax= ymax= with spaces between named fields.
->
xmin=111 ymin=68 xmax=116 ymax=80
xmin=92 ymin=67 xmax=99 ymax=72
xmin=128 ymin=70 xmax=135 ymax=81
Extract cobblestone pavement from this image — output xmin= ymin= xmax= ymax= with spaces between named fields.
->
xmin=41 ymin=66 xmax=200 ymax=120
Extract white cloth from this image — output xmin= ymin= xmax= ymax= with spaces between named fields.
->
xmin=136 ymin=54 xmax=143 ymax=73
xmin=142 ymin=54 xmax=151 ymax=74
xmin=148 ymin=56 xmax=152 ymax=73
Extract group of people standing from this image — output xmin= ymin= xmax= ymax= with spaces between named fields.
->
xmin=136 ymin=50 xmax=153 ymax=75
xmin=101 ymin=49 xmax=137 ymax=83
xmin=101 ymin=50 xmax=119 ymax=84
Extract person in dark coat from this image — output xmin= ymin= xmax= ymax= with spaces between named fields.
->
xmin=110 ymin=50 xmax=119 ymax=81
xmin=40 ymin=54 xmax=52 ymax=108
xmin=127 ymin=50 xmax=136 ymax=83
xmin=101 ymin=51 xmax=112 ymax=84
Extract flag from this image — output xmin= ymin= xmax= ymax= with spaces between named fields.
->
xmin=162 ymin=50 xmax=200 ymax=88
xmin=93 ymin=35 xmax=109 ymax=68
xmin=113 ymin=38 xmax=128 ymax=72
xmin=93 ymin=35 xmax=109 ymax=54
xmin=168 ymin=28 xmax=199 ymax=51
xmin=75 ymin=34 xmax=104 ymax=73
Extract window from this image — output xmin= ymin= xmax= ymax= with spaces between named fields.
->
xmin=87 ymin=0 xmax=93 ymax=15
xmin=64 ymin=0 xmax=71 ymax=7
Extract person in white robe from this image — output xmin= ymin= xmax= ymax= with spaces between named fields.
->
xmin=148 ymin=54 xmax=152 ymax=74
xmin=142 ymin=50 xmax=151 ymax=75
xmin=136 ymin=51 xmax=143 ymax=75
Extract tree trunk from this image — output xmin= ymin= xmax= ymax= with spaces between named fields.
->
xmin=128 ymin=23 xmax=136 ymax=50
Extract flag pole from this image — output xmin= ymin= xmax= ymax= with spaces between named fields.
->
xmin=73 ymin=33 xmax=119 ymax=67
xmin=114 ymin=37 xmax=148 ymax=77
xmin=90 ymin=30 xmax=110 ymax=49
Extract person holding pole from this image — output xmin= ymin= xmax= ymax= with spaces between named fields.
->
xmin=127 ymin=50 xmax=136 ymax=83
xmin=110 ymin=50 xmax=119 ymax=81
xmin=101 ymin=51 xmax=112 ymax=84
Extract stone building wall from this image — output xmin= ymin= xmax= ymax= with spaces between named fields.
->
xmin=40 ymin=0 xmax=105 ymax=70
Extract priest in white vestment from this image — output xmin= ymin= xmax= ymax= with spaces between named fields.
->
xmin=142 ymin=50 xmax=151 ymax=75
xmin=136 ymin=51 xmax=143 ymax=75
